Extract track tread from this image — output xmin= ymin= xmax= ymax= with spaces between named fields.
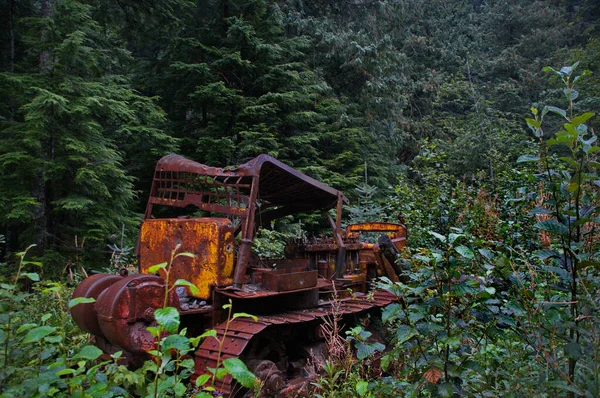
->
xmin=193 ymin=290 xmax=397 ymax=396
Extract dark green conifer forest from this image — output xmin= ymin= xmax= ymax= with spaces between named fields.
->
xmin=1 ymin=0 xmax=600 ymax=396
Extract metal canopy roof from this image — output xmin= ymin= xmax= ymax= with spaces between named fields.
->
xmin=153 ymin=154 xmax=346 ymax=215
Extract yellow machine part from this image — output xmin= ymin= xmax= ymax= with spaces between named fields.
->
xmin=139 ymin=218 xmax=235 ymax=300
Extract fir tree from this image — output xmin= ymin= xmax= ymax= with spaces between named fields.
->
xmin=0 ymin=0 xmax=175 ymax=265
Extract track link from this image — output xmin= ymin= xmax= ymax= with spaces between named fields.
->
xmin=193 ymin=291 xmax=396 ymax=396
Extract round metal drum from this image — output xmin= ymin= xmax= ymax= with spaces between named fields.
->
xmin=96 ymin=274 xmax=180 ymax=355
xmin=70 ymin=273 xmax=123 ymax=337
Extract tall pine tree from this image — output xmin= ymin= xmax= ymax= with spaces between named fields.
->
xmin=0 ymin=0 xmax=175 ymax=264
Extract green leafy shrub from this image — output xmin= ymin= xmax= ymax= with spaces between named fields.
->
xmin=512 ymin=62 xmax=600 ymax=397
xmin=0 ymin=246 xmax=130 ymax=397
xmin=375 ymin=229 xmax=504 ymax=397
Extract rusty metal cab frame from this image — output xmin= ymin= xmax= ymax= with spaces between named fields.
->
xmin=141 ymin=154 xmax=347 ymax=290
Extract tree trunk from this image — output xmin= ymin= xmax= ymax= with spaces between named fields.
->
xmin=39 ymin=0 xmax=53 ymax=73
xmin=33 ymin=0 xmax=54 ymax=252
xmin=7 ymin=0 xmax=15 ymax=72
xmin=222 ymin=0 xmax=229 ymax=36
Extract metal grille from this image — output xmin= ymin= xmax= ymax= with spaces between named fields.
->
xmin=150 ymin=170 xmax=253 ymax=216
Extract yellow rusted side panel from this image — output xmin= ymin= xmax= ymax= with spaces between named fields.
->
xmin=139 ymin=218 xmax=235 ymax=300
xmin=346 ymin=222 xmax=406 ymax=239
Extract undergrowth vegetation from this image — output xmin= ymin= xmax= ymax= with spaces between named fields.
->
xmin=0 ymin=246 xmax=258 ymax=398
xmin=323 ymin=63 xmax=599 ymax=397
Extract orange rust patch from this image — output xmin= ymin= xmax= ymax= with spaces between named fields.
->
xmin=139 ymin=218 xmax=234 ymax=300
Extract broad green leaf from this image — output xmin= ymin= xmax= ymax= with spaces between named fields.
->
xmin=173 ymin=279 xmax=199 ymax=296
xmin=381 ymin=353 xmax=393 ymax=372
xmin=408 ymin=311 xmax=424 ymax=323
xmin=413 ymin=254 xmax=431 ymax=264
xmin=559 ymin=65 xmax=575 ymax=76
xmin=543 ymin=266 xmax=569 ymax=280
xmin=567 ymin=182 xmax=580 ymax=193
xmin=463 ymin=359 xmax=485 ymax=374
xmin=55 ymin=369 xmax=76 ymax=376
xmin=163 ymin=334 xmax=189 ymax=351
xmin=525 ymin=118 xmax=540 ymax=128
xmin=438 ymin=382 xmax=453 ymax=397
xmin=573 ymin=69 xmax=592 ymax=83
xmin=428 ymin=231 xmax=446 ymax=243
xmin=154 ymin=307 xmax=180 ymax=334
xmin=215 ymin=367 xmax=228 ymax=380
xmin=174 ymin=381 xmax=187 ymax=396
xmin=175 ymin=252 xmax=195 ymax=258
xmin=563 ymin=123 xmax=579 ymax=138
xmin=195 ymin=374 xmax=211 ymax=387
xmin=74 ymin=345 xmax=103 ymax=360
xmin=16 ymin=323 xmax=37 ymax=334
xmin=572 ymin=112 xmax=595 ymax=127
xmin=232 ymin=312 xmax=258 ymax=321
xmin=443 ymin=335 xmax=461 ymax=349
xmin=396 ymin=324 xmax=417 ymax=344
xmin=533 ymin=250 xmax=559 ymax=260
xmin=180 ymin=358 xmax=195 ymax=370
xmin=453 ymin=281 xmax=477 ymax=296
xmin=564 ymin=88 xmax=578 ymax=101
xmin=22 ymin=326 xmax=56 ymax=344
xmin=147 ymin=326 xmax=161 ymax=337
xmin=484 ymin=286 xmax=496 ymax=295
xmin=558 ymin=157 xmax=578 ymax=168
xmin=21 ymin=272 xmax=40 ymax=282
xmin=564 ymin=342 xmax=583 ymax=359
xmin=548 ymin=136 xmax=570 ymax=146
xmin=516 ymin=154 xmax=539 ymax=163
xmin=45 ymin=335 xmax=62 ymax=344
xmin=535 ymin=220 xmax=568 ymax=236
xmin=580 ymin=135 xmax=596 ymax=154
xmin=547 ymin=106 xmax=567 ymax=119
xmin=148 ymin=262 xmax=168 ymax=274
xmin=588 ymin=146 xmax=600 ymax=154
xmin=528 ymin=207 xmax=553 ymax=216
xmin=356 ymin=380 xmax=369 ymax=397
xmin=448 ymin=233 xmax=464 ymax=245
xmin=356 ymin=341 xmax=385 ymax=360
xmin=478 ymin=248 xmax=492 ymax=260
xmin=455 ymin=245 xmax=474 ymax=259
xmin=68 ymin=296 xmax=96 ymax=309
xmin=223 ymin=358 xmax=257 ymax=388
xmin=189 ymin=329 xmax=217 ymax=347
xmin=382 ymin=303 xmax=402 ymax=324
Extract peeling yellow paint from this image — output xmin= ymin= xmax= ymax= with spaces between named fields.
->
xmin=139 ymin=218 xmax=235 ymax=300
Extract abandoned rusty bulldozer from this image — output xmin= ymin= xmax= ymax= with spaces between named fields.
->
xmin=70 ymin=154 xmax=406 ymax=396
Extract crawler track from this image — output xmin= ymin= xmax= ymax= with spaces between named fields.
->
xmin=193 ymin=290 xmax=397 ymax=396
